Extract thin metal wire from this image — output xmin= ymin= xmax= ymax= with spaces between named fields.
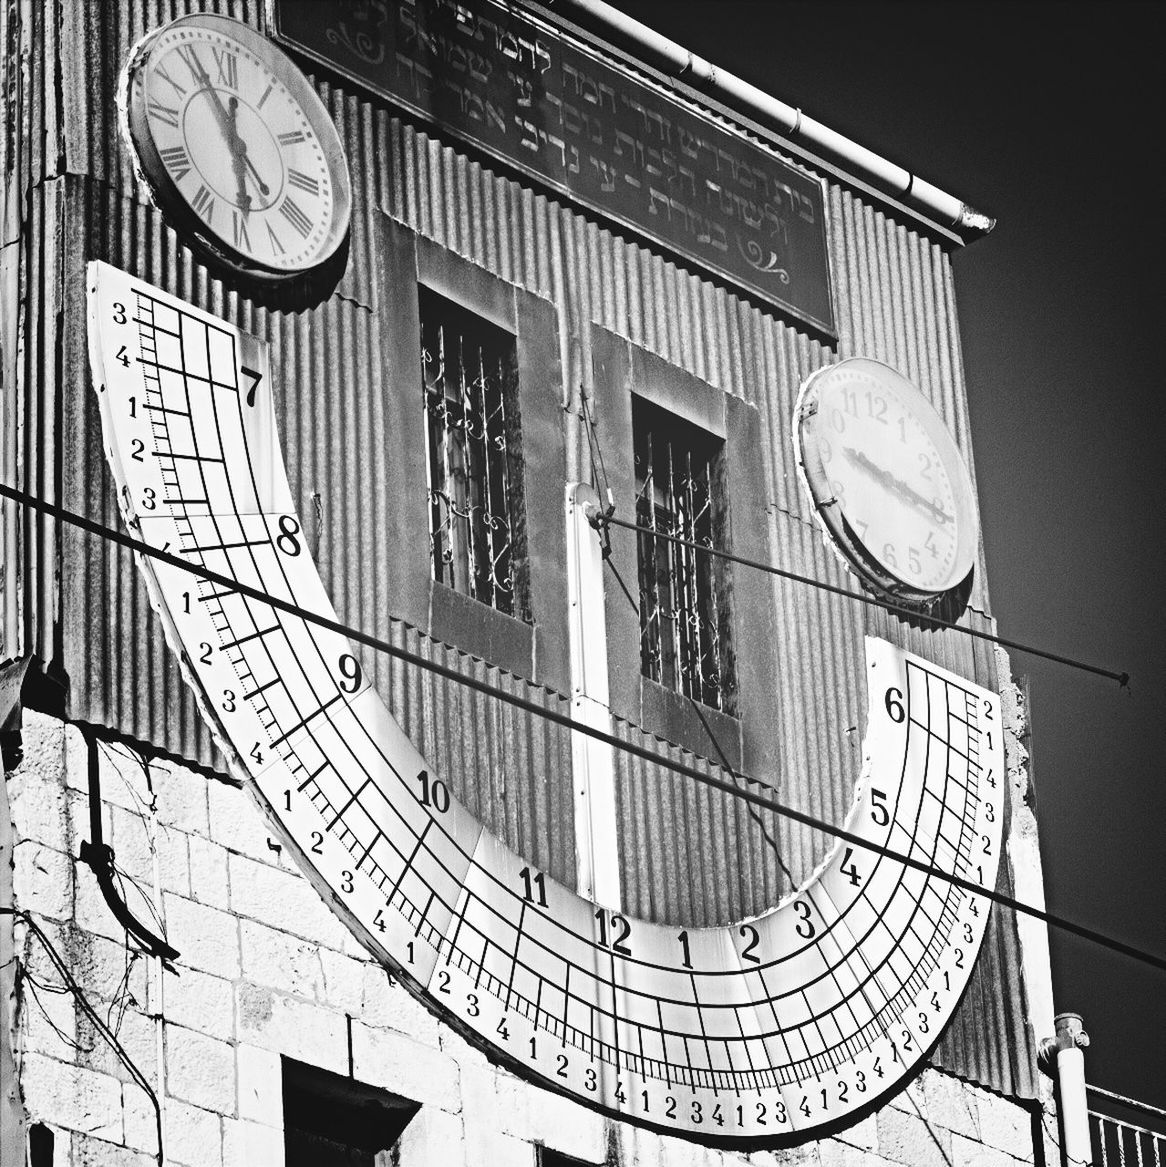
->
xmin=1 ymin=907 xmax=164 ymax=1165
xmin=3 ymin=483 xmax=1161 ymax=974
xmin=597 ymin=512 xmax=1129 ymax=687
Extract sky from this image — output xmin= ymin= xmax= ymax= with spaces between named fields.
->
xmin=629 ymin=0 xmax=1165 ymax=1116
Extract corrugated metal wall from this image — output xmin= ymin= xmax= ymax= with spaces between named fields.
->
xmin=3 ymin=0 xmax=1036 ymax=1099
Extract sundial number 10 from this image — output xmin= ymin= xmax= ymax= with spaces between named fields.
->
xmin=415 ymin=769 xmax=450 ymax=813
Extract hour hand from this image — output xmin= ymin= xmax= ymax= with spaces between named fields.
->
xmin=843 ymin=446 xmax=953 ymax=525
xmin=226 ymin=98 xmax=250 ymax=212
xmin=225 ymin=97 xmax=269 ymax=203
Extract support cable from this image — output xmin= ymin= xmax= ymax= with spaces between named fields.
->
xmin=593 ymin=511 xmax=1129 ymax=688
xmin=0 ymin=483 xmax=1160 ymax=973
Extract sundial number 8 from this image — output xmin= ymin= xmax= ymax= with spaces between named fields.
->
xmin=275 ymin=515 xmax=301 ymax=556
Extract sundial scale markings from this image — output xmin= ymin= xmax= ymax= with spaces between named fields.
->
xmin=88 ymin=264 xmax=1005 ymax=1145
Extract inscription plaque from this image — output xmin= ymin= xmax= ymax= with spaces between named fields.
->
xmin=271 ymin=0 xmax=834 ymax=333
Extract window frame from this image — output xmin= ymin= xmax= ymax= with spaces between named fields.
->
xmin=590 ymin=324 xmax=780 ymax=779
xmin=378 ymin=217 xmax=569 ymax=693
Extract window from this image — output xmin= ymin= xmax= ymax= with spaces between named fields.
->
xmin=634 ymin=399 xmax=730 ymax=711
xmin=282 ymin=1058 xmax=419 ymax=1166
xmin=420 ymin=286 xmax=525 ymax=617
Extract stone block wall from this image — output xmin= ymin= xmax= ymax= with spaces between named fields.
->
xmin=2 ymin=711 xmax=1047 ymax=1167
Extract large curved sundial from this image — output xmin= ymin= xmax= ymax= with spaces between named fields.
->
xmin=87 ymin=262 xmax=1003 ymax=1146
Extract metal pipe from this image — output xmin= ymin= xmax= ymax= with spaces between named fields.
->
xmin=547 ymin=0 xmax=995 ymax=238
xmin=1040 ymin=1012 xmax=1094 ymax=1167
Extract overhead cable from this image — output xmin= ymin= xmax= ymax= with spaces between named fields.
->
xmin=595 ymin=511 xmax=1130 ymax=687
xmin=0 ymin=482 xmax=1161 ymax=974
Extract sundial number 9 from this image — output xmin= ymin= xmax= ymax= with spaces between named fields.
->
xmin=337 ymin=653 xmax=362 ymax=693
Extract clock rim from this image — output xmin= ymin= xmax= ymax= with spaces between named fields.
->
xmin=119 ymin=12 xmax=352 ymax=282
xmin=793 ymin=357 xmax=980 ymax=603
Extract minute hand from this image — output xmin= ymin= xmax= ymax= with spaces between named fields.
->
xmin=843 ymin=447 xmax=953 ymax=525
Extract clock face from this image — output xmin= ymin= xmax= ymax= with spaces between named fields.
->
xmin=794 ymin=359 xmax=979 ymax=600
xmin=122 ymin=14 xmax=351 ymax=277
xmin=88 ymin=264 xmax=1004 ymax=1147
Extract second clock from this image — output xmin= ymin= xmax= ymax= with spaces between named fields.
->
xmin=793 ymin=358 xmax=979 ymax=603
xmin=120 ymin=13 xmax=351 ymax=280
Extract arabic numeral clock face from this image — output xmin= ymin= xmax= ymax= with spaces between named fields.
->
xmin=794 ymin=358 xmax=980 ymax=602
xmin=121 ymin=13 xmax=351 ymax=279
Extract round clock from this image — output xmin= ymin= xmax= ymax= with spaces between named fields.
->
xmin=120 ymin=14 xmax=351 ymax=279
xmin=89 ymin=264 xmax=1004 ymax=1148
xmin=793 ymin=358 xmax=979 ymax=602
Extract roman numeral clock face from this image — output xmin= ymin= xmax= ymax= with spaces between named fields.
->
xmin=121 ymin=14 xmax=351 ymax=278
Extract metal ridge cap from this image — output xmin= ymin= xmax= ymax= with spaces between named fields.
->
xmin=544 ymin=0 xmax=995 ymax=241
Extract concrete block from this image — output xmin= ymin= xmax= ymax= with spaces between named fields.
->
xmin=754 ymin=1145 xmax=824 ymax=1167
xmin=237 ymin=1043 xmax=284 ymax=1127
xmin=397 ymin=1106 xmax=466 ymax=1167
xmin=235 ymin=982 xmax=348 ymax=1074
xmin=152 ymin=764 xmax=210 ymax=835
xmin=164 ymin=893 xmax=241 ymax=979
xmin=72 ymin=870 xmax=128 ymax=944
xmin=877 ymin=1105 xmax=953 ymax=1167
xmin=166 ymin=1024 xmax=237 ymax=1113
xmin=817 ymin=1139 xmax=883 ymax=1167
xmin=78 ymin=1005 xmax=157 ymax=1085
xmin=123 ymin=1082 xmax=163 ymax=1156
xmin=72 ymin=1134 xmax=158 ymax=1167
xmin=41 ymin=927 xmax=148 ymax=1011
xmin=12 ymin=840 xmax=73 ymax=921
xmin=464 ymin=1125 xmax=537 ymax=1167
xmin=162 ymin=1098 xmax=224 ymax=1167
xmin=8 ymin=765 xmax=72 ymax=853
xmin=187 ymin=836 xmax=230 ymax=909
xmin=20 ymin=974 xmax=77 ymax=1056
xmin=208 ymin=780 xmax=279 ymax=862
xmin=222 ymin=1117 xmax=286 ymax=1167
xmin=832 ymin=1114 xmax=878 ymax=1153
xmin=922 ymin=1069 xmax=980 ymax=1140
xmin=359 ymin=964 xmax=441 ymax=1044
xmin=951 ymin=1133 xmax=1028 ymax=1167
xmin=494 ymin=1068 xmax=607 ymax=1162
xmin=19 ymin=1052 xmax=123 ymax=1142
xmin=975 ymin=1091 xmax=1034 ymax=1160
xmin=228 ymin=852 xmax=348 ymax=948
xmin=159 ymin=967 xmax=235 ymax=1037
xmin=318 ymin=948 xmax=367 ymax=1014
xmin=350 ymin=1020 xmax=460 ymax=1112
xmin=239 ymin=917 xmax=329 ymax=999
xmin=20 ymin=709 xmax=68 ymax=783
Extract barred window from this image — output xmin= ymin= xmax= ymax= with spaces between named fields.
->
xmin=420 ymin=287 xmax=524 ymax=616
xmin=634 ymin=401 xmax=730 ymax=710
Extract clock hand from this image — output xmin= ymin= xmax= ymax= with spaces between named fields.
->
xmin=842 ymin=446 xmax=954 ymax=526
xmin=225 ymin=98 xmax=251 ymax=213
xmin=225 ymin=97 xmax=270 ymax=204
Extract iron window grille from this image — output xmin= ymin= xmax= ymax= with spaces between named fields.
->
xmin=634 ymin=400 xmax=731 ymax=711
xmin=420 ymin=287 xmax=525 ymax=617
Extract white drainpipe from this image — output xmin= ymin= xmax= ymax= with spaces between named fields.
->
xmin=547 ymin=0 xmax=995 ymax=239
xmin=1039 ymin=1012 xmax=1094 ymax=1167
